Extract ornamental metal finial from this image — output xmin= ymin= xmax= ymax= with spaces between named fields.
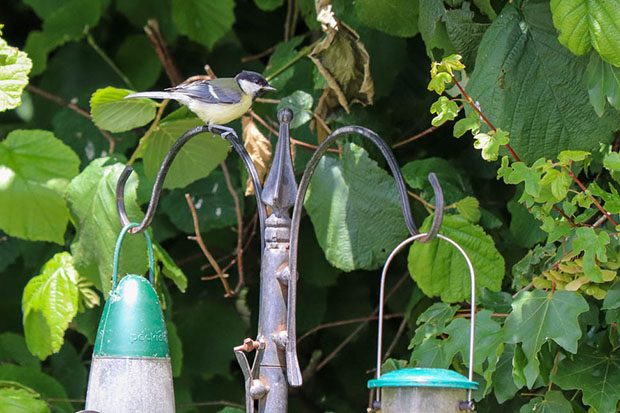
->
xmin=261 ymin=108 xmax=297 ymax=215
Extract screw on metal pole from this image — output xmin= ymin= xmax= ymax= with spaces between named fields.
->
xmin=286 ymin=126 xmax=446 ymax=387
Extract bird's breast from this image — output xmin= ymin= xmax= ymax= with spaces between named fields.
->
xmin=188 ymin=94 xmax=253 ymax=125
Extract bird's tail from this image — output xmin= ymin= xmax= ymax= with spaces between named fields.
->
xmin=125 ymin=91 xmax=191 ymax=105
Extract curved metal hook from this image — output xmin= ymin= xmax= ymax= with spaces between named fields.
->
xmin=116 ymin=124 xmax=268 ymax=251
xmin=374 ymin=233 xmax=476 ymax=408
xmin=285 ymin=126 xmax=445 ymax=386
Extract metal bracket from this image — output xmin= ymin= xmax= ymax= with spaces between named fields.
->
xmin=234 ymin=338 xmax=267 ymax=413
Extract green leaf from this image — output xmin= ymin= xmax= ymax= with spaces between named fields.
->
xmin=161 ymin=171 xmax=241 ymax=234
xmin=0 ymin=29 xmax=32 ymax=111
xmin=430 ymin=96 xmax=460 ymax=126
xmin=473 ymin=0 xmax=496 ymax=20
xmin=166 ymin=320 xmax=183 ymax=377
xmin=172 ymin=0 xmax=235 ymax=50
xmin=115 ymin=35 xmax=162 ymax=91
xmin=572 ymin=227 xmax=610 ymax=282
xmin=116 ymin=0 xmax=177 ymax=41
xmin=401 ymin=157 xmax=473 ymax=205
xmin=0 ymin=333 xmax=39 ymax=369
xmin=49 ymin=342 xmax=86 ymax=401
xmin=418 ymin=0 xmax=454 ymax=57
xmin=453 ymin=111 xmax=480 ymax=138
xmin=492 ymin=344 xmax=520 ymax=403
xmin=498 ymin=157 xmax=541 ymax=199
xmin=24 ymin=0 xmax=104 ymax=75
xmin=586 ymin=53 xmax=620 ymax=116
xmin=519 ymin=390 xmax=573 ymax=413
xmin=602 ymin=280 xmax=620 ymax=310
xmin=176 ymin=298 xmax=245 ymax=379
xmin=504 ymin=290 xmax=589 ymax=388
xmin=66 ymin=158 xmax=148 ymax=292
xmin=254 ymin=0 xmax=283 ymax=11
xmin=454 ymin=196 xmax=481 ymax=223
xmin=443 ymin=310 xmax=504 ymax=389
xmin=443 ymin=4 xmax=490 ymax=68
xmin=550 ymin=0 xmax=620 ymax=66
xmin=305 ymin=143 xmax=409 ymax=271
xmin=553 ymin=345 xmax=620 ymax=413
xmin=0 ymin=130 xmax=80 ymax=243
xmin=153 ymin=244 xmax=187 ymax=292
xmin=473 ymin=129 xmax=509 ymax=161
xmin=427 ymin=72 xmax=452 ymax=95
xmin=0 ymin=384 xmax=49 ymax=413
xmin=408 ymin=214 xmax=505 ymax=303
xmin=0 ymin=365 xmax=70 ymax=413
xmin=557 ymin=150 xmax=590 ymax=164
xmin=468 ymin=1 xmax=619 ymax=163
xmin=90 ymin=87 xmax=157 ymax=133
xmin=22 ymin=252 xmax=79 ymax=359
xmin=604 ymin=152 xmax=620 ymax=171
xmin=354 ymin=0 xmax=419 ymax=38
xmin=264 ymin=36 xmax=305 ymax=91
xmin=277 ymin=91 xmax=313 ymax=129
xmin=507 ymin=193 xmax=546 ymax=248
xmin=141 ymin=116 xmax=230 ymax=189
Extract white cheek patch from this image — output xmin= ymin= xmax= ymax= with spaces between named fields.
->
xmin=238 ymin=79 xmax=262 ymax=96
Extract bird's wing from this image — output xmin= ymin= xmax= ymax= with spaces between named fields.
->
xmin=166 ymin=78 xmax=242 ymax=104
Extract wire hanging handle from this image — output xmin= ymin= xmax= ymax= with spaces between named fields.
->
xmin=111 ymin=223 xmax=156 ymax=289
xmin=374 ymin=233 xmax=477 ymax=408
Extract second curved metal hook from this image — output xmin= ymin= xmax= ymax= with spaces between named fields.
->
xmin=285 ymin=126 xmax=446 ymax=387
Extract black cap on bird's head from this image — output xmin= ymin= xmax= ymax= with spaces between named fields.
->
xmin=235 ymin=70 xmax=276 ymax=97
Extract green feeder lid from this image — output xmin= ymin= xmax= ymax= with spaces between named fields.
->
xmin=368 ymin=368 xmax=478 ymax=390
xmin=93 ymin=275 xmax=170 ymax=358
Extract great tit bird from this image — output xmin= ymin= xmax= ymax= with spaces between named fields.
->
xmin=125 ymin=70 xmax=276 ymax=125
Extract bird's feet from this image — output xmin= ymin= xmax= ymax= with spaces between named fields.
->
xmin=207 ymin=123 xmax=238 ymax=140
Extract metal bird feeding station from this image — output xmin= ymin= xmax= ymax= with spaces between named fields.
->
xmin=104 ymin=107 xmax=478 ymax=412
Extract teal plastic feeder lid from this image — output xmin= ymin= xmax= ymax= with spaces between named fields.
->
xmin=368 ymin=368 xmax=478 ymax=390
xmin=94 ymin=275 xmax=169 ymax=358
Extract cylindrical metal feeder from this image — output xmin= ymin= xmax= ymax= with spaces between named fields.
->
xmin=85 ymin=223 xmax=175 ymax=413
xmin=368 ymin=233 xmax=478 ymax=413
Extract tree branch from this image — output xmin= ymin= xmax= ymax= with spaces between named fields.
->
xmin=184 ymin=193 xmax=234 ymax=297
xmin=144 ymin=19 xmax=183 ymax=85
xmin=27 ymin=84 xmax=116 ymax=153
xmin=219 ymin=162 xmax=246 ymax=294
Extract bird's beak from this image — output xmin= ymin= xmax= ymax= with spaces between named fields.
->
xmin=262 ymin=85 xmax=277 ymax=92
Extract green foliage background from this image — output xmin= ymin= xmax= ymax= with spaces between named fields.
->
xmin=1 ymin=0 xmax=620 ymax=412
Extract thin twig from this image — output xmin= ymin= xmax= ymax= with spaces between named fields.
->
xmin=565 ymin=166 xmax=618 ymax=227
xmin=383 ymin=317 xmax=408 ymax=361
xmin=309 ymin=273 xmax=410 ymax=377
xmin=407 ymin=190 xmax=435 ymax=211
xmin=86 ymin=33 xmax=134 ymax=89
xmin=144 ymin=19 xmax=183 ymax=85
xmin=242 ymin=45 xmax=277 ymax=63
xmin=220 ymin=162 xmax=246 ymax=294
xmin=297 ymin=313 xmax=404 ymax=344
xmin=27 ymin=84 xmax=116 ymax=153
xmin=250 ymin=111 xmax=339 ymax=153
xmin=184 ymin=194 xmax=234 ymax=297
xmin=392 ymin=125 xmax=441 ymax=149
xmin=450 ymin=75 xmax=520 ymax=162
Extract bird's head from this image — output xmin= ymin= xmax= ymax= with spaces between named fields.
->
xmin=235 ymin=70 xmax=276 ymax=99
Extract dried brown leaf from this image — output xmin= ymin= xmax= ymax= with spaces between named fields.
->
xmin=309 ymin=22 xmax=374 ymax=113
xmin=242 ymin=116 xmax=272 ymax=195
